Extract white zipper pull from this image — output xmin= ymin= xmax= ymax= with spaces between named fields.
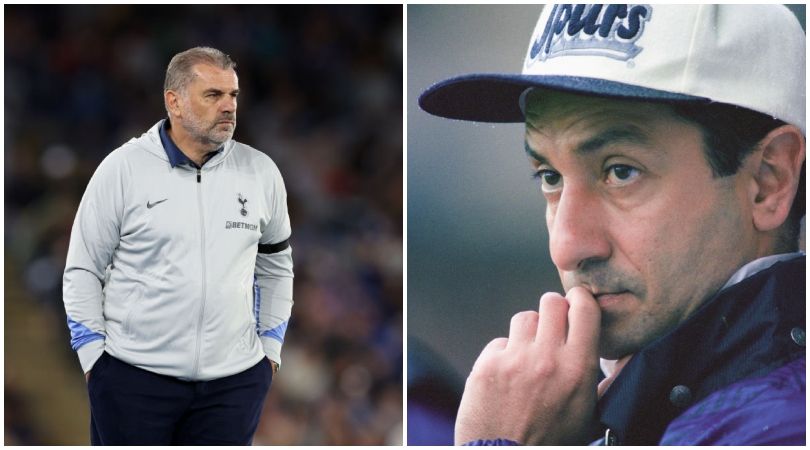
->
xmin=605 ymin=428 xmax=617 ymax=446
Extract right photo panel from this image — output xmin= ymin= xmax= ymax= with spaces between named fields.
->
xmin=408 ymin=4 xmax=806 ymax=446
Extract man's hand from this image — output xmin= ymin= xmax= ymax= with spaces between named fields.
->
xmin=454 ymin=286 xmax=601 ymax=445
xmin=85 ymin=372 xmax=91 ymax=383
xmin=269 ymin=359 xmax=279 ymax=375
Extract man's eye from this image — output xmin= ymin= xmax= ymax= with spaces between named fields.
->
xmin=533 ymin=169 xmax=563 ymax=192
xmin=606 ymin=164 xmax=640 ymax=185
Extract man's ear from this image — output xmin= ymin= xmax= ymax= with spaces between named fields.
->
xmin=164 ymin=90 xmax=181 ymax=118
xmin=750 ymin=124 xmax=805 ymax=232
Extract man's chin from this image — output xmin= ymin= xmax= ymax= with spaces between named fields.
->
xmin=207 ymin=132 xmax=233 ymax=146
xmin=598 ymin=328 xmax=642 ymax=360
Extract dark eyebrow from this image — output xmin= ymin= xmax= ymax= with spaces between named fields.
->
xmin=524 ymin=124 xmax=653 ymax=163
xmin=203 ymin=88 xmax=240 ymax=95
xmin=524 ymin=141 xmax=548 ymax=164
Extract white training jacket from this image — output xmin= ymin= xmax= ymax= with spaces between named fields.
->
xmin=63 ymin=120 xmax=293 ymax=381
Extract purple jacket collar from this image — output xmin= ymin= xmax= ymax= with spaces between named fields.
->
xmin=597 ymin=255 xmax=805 ymax=444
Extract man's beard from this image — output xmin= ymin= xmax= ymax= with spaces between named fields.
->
xmin=181 ymin=106 xmax=235 ymax=147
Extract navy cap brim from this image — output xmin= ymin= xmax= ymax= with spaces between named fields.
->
xmin=418 ymin=74 xmax=711 ymax=123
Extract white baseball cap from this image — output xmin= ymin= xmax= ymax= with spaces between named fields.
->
xmin=419 ymin=4 xmax=806 ymax=134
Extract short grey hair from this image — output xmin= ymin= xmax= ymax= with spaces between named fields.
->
xmin=164 ymin=46 xmax=236 ymax=94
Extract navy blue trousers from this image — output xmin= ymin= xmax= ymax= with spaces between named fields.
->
xmin=87 ymin=352 xmax=272 ymax=445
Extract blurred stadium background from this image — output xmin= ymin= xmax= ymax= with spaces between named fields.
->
xmin=5 ymin=5 xmax=402 ymax=445
xmin=407 ymin=4 xmax=805 ymax=445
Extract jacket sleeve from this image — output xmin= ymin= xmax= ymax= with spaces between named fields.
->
xmin=63 ymin=151 xmax=126 ymax=373
xmin=255 ymin=161 xmax=294 ymax=366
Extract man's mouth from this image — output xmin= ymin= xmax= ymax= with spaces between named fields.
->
xmin=592 ymin=290 xmax=630 ymax=307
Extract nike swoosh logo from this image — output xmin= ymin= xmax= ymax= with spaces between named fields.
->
xmin=147 ymin=199 xmax=168 ymax=209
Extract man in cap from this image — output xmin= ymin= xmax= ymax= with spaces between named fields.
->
xmin=419 ymin=4 xmax=805 ymax=445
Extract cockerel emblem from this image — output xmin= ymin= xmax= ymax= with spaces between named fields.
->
xmin=238 ymin=193 xmax=248 ymax=217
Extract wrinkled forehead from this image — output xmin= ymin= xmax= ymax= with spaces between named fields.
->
xmin=523 ymin=88 xmax=684 ymax=134
xmin=188 ymin=63 xmax=239 ymax=88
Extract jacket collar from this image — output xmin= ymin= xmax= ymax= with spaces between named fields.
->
xmin=597 ymin=255 xmax=806 ymax=445
xmin=158 ymin=119 xmax=223 ymax=168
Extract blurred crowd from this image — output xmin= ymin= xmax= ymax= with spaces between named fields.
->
xmin=5 ymin=4 xmax=402 ymax=445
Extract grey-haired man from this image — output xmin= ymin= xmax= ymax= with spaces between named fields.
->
xmin=64 ymin=47 xmax=293 ymax=445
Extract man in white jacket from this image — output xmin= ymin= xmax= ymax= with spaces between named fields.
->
xmin=63 ymin=46 xmax=294 ymax=445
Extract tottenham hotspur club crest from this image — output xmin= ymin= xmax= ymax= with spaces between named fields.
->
xmin=238 ymin=193 xmax=248 ymax=217
xmin=225 ymin=194 xmax=257 ymax=230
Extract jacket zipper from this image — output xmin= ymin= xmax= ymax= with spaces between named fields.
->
xmin=604 ymin=428 xmax=617 ymax=445
xmin=191 ymin=166 xmax=207 ymax=378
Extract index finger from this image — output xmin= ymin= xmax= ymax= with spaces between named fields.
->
xmin=565 ymin=286 xmax=601 ymax=358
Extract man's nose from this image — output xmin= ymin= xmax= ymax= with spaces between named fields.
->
xmin=220 ymin=96 xmax=236 ymax=113
xmin=548 ymin=184 xmax=611 ymax=272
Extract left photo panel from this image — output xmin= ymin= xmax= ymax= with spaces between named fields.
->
xmin=5 ymin=5 xmax=403 ymax=445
